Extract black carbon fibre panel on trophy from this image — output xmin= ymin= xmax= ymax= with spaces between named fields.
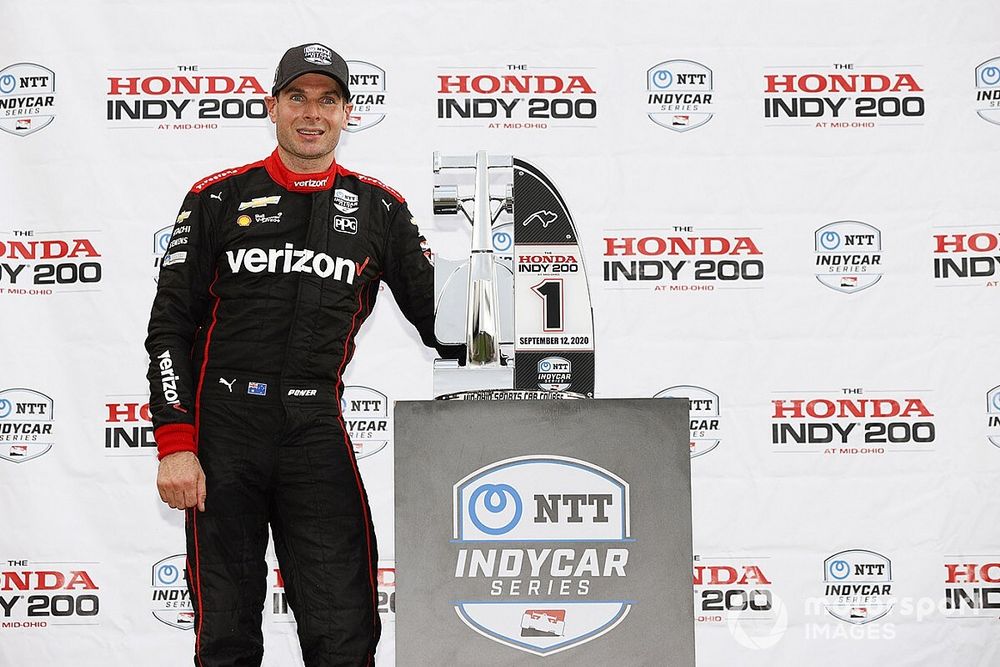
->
xmin=513 ymin=158 xmax=577 ymax=245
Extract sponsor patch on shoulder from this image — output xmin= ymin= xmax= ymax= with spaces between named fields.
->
xmin=163 ymin=252 xmax=187 ymax=266
xmin=356 ymin=174 xmax=404 ymax=203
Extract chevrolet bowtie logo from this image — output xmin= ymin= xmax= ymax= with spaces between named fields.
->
xmin=238 ymin=196 xmax=282 ymax=211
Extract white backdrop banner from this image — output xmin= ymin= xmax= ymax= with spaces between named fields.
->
xmin=1 ymin=0 xmax=999 ymax=665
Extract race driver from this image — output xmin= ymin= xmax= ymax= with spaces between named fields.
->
xmin=146 ymin=43 xmax=456 ymax=666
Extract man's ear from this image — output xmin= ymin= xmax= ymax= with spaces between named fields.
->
xmin=265 ymin=95 xmax=277 ymax=122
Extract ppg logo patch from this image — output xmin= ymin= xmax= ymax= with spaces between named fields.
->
xmin=333 ymin=215 xmax=358 ymax=234
xmin=451 ymin=455 xmax=632 ymax=656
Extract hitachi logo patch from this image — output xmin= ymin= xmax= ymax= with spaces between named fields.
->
xmin=225 ymin=244 xmax=369 ymax=284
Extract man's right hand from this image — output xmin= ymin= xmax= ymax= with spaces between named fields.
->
xmin=157 ymin=451 xmax=207 ymax=512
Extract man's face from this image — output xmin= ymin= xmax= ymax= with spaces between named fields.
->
xmin=265 ymin=73 xmax=353 ymax=166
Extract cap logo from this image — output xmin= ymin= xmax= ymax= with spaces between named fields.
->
xmin=304 ymin=45 xmax=333 ymax=65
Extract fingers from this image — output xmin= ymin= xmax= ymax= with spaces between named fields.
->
xmin=157 ymin=454 xmax=206 ymax=511
xmin=197 ymin=470 xmax=207 ymax=513
xmin=181 ymin=483 xmax=199 ymax=511
xmin=159 ymin=479 xmax=194 ymax=510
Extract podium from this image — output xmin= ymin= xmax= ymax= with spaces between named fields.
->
xmin=394 ymin=398 xmax=695 ymax=665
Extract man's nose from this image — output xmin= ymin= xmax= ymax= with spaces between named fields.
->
xmin=301 ymin=99 xmax=322 ymax=119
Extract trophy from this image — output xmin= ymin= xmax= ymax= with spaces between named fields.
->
xmin=432 ymin=150 xmax=595 ymax=399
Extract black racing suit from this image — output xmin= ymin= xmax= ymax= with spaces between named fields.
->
xmin=146 ymin=149 xmax=453 ymax=666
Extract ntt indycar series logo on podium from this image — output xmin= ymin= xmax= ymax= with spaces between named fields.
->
xmin=451 ymin=456 xmax=632 ymax=656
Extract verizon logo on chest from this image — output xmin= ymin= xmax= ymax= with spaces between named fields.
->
xmin=225 ymin=243 xmax=368 ymax=284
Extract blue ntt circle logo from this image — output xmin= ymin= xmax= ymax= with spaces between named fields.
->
xmin=492 ymin=230 xmax=512 ymax=252
xmin=652 ymin=69 xmax=673 ymax=89
xmin=829 ymin=559 xmax=851 ymax=580
xmin=468 ymin=483 xmax=522 ymax=535
xmin=156 ymin=563 xmax=180 ymax=585
xmin=0 ymin=399 xmax=11 ymax=419
xmin=982 ymin=66 xmax=1000 ymax=87
xmin=820 ymin=231 xmax=841 ymax=250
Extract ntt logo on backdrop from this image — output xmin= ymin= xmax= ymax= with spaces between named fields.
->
xmin=345 ymin=61 xmax=386 ymax=132
xmin=986 ymin=385 xmax=1000 ymax=449
xmin=975 ymin=56 xmax=1000 ymax=126
xmin=0 ymin=388 xmax=55 ymax=463
xmin=339 ymin=385 xmax=391 ymax=459
xmin=814 ymin=221 xmax=883 ymax=294
xmin=646 ymin=60 xmax=715 ymax=132
xmin=822 ymin=550 xmax=894 ymax=624
xmin=0 ymin=63 xmax=57 ymax=136
xmin=653 ymin=385 xmax=721 ymax=457
xmin=150 ymin=554 xmax=192 ymax=630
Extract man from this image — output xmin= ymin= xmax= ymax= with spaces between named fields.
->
xmin=146 ymin=43 xmax=455 ymax=666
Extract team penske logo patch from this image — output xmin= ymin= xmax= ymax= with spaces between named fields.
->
xmin=238 ymin=196 xmax=281 ymax=211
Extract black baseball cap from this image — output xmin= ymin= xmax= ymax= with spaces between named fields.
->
xmin=272 ymin=43 xmax=350 ymax=98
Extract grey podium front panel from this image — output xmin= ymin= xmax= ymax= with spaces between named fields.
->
xmin=394 ymin=398 xmax=694 ymax=666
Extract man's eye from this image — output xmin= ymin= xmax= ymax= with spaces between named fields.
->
xmin=322 ymin=97 xmax=338 ymax=105
xmin=290 ymin=94 xmax=304 ymax=102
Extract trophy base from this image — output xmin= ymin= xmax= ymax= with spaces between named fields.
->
xmin=433 ymin=360 xmax=514 ymax=398
xmin=433 ymin=360 xmax=587 ymax=400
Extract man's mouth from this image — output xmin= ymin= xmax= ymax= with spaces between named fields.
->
xmin=297 ymin=129 xmax=324 ymax=137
